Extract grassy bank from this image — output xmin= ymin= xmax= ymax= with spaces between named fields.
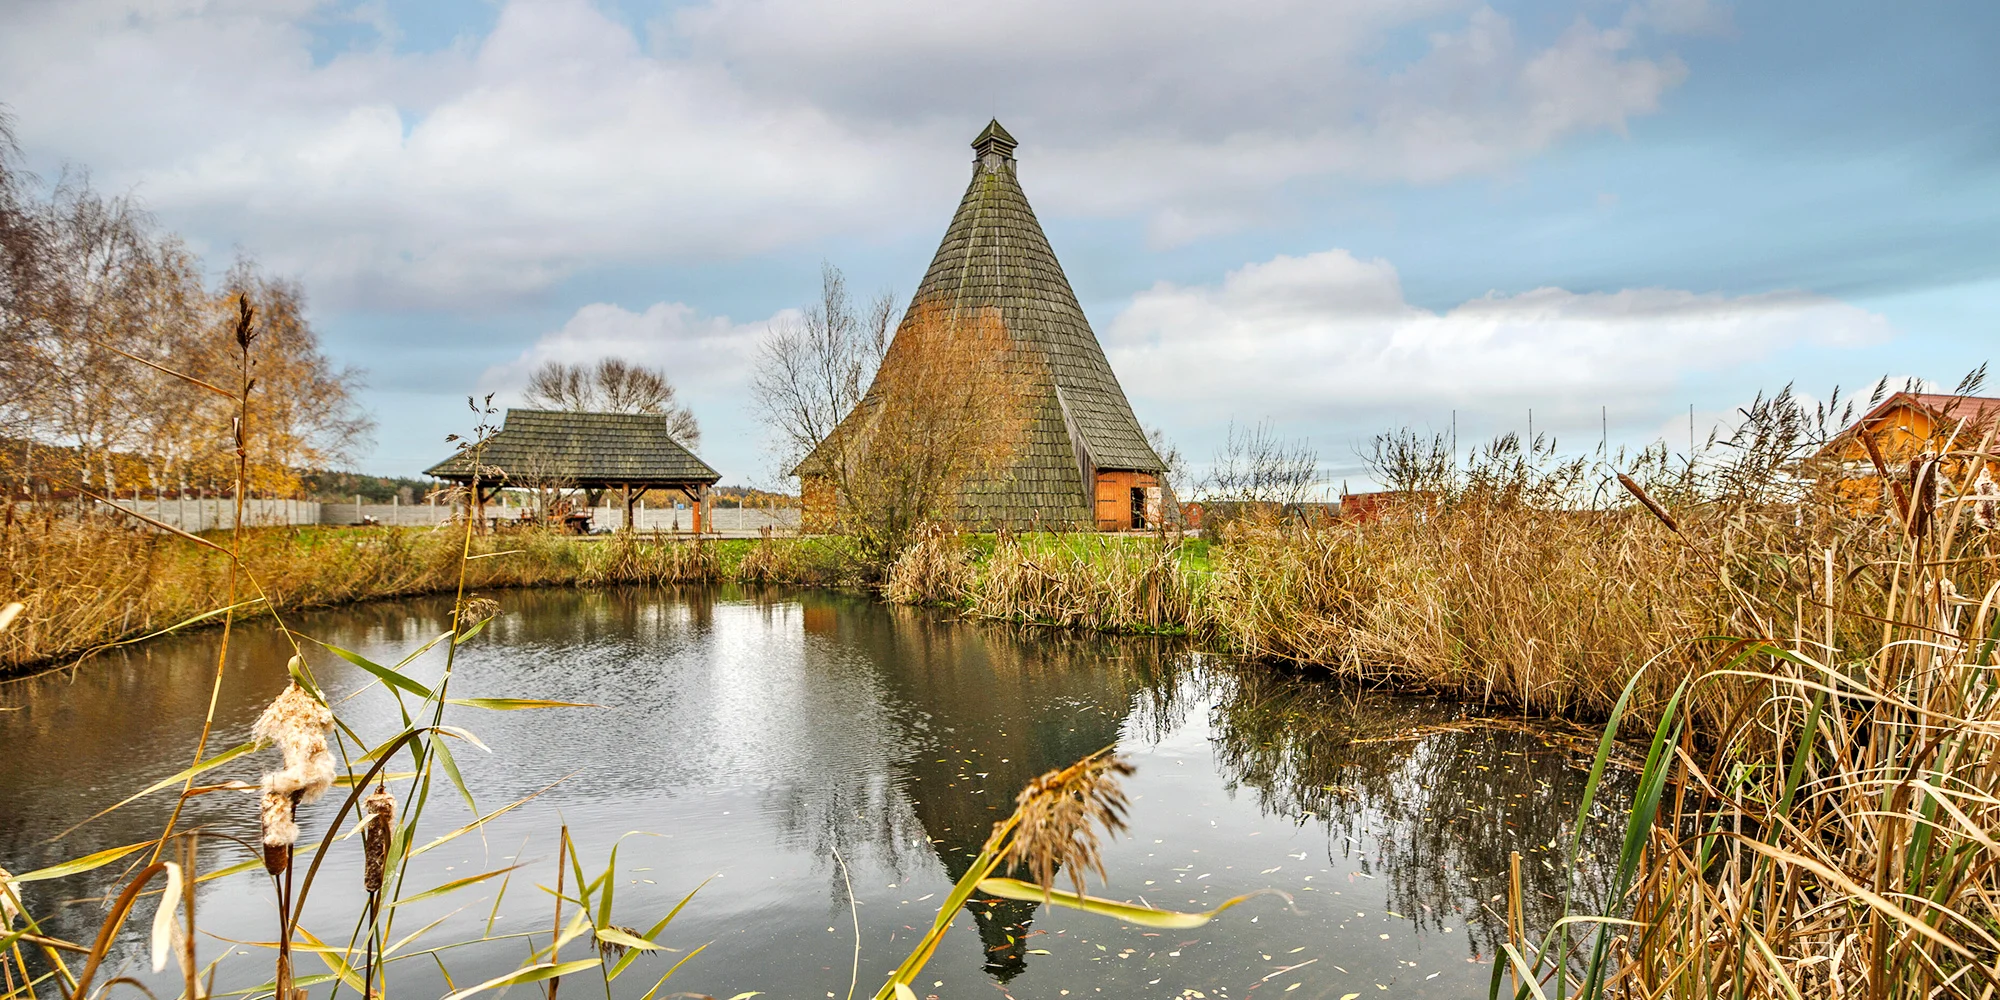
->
xmin=0 ymin=515 xmax=867 ymax=674
xmin=16 ymin=484 xmax=1982 ymax=741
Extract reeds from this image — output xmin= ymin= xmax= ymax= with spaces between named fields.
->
xmin=1206 ymin=495 xmax=1715 ymax=720
xmin=881 ymin=524 xmax=973 ymax=605
xmin=961 ymin=532 xmax=1203 ymax=634
xmin=0 ymin=523 xmax=871 ymax=675
xmin=1494 ymin=409 xmax=2000 ymax=997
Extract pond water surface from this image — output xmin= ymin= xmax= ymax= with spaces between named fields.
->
xmin=0 ymin=587 xmax=1629 ymax=1000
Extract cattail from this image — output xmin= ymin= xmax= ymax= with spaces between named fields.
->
xmin=254 ymin=678 xmax=334 ymax=875
xmin=1616 ymin=473 xmax=1678 ymax=533
xmin=1909 ymin=457 xmax=1937 ymax=537
xmin=254 ymin=679 xmax=335 ymax=804
xmin=260 ymin=780 xmax=299 ymax=876
xmin=361 ymin=785 xmax=395 ymax=893
xmin=1974 ymin=468 xmax=1999 ymax=531
xmin=1000 ymin=751 xmax=1134 ymax=898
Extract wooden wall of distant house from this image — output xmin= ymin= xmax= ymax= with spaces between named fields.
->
xmin=1094 ymin=470 xmax=1160 ymax=531
xmin=1832 ymin=402 xmax=1946 ymax=466
xmin=1829 ymin=403 xmax=1981 ymax=514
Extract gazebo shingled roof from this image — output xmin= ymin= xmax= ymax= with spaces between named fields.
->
xmin=426 ymin=409 xmax=719 ymax=488
xmin=797 ymin=120 xmax=1162 ymax=527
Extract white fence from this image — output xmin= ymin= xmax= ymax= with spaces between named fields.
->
xmin=318 ymin=501 xmax=457 ymax=527
xmin=92 ymin=498 xmax=322 ymax=532
xmin=577 ymin=506 xmax=801 ymax=536
xmin=68 ymin=498 xmax=801 ymax=536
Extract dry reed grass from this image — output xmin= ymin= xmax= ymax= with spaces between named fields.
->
xmin=1206 ymin=502 xmax=1720 ymax=721
xmin=881 ymin=525 xmax=973 ymax=605
xmin=0 ymin=521 xmax=867 ymax=674
xmin=1483 ymin=400 xmax=2000 ymax=997
xmin=962 ymin=532 xmax=1202 ymax=634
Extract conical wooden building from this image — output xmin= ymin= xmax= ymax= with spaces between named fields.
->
xmin=799 ymin=120 xmax=1165 ymax=531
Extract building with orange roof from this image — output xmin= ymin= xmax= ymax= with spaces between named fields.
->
xmin=1818 ymin=392 xmax=2000 ymax=513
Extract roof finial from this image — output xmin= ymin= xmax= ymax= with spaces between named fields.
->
xmin=972 ymin=119 xmax=1017 ymax=162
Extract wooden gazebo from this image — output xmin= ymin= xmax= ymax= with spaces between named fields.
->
xmin=425 ymin=409 xmax=720 ymax=532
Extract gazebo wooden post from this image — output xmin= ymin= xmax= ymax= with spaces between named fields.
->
xmin=621 ymin=483 xmax=635 ymax=533
xmin=698 ymin=483 xmax=710 ymax=535
xmin=679 ymin=486 xmax=697 ymax=535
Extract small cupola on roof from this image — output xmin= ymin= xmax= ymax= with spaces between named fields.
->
xmin=972 ymin=118 xmax=1018 ymax=171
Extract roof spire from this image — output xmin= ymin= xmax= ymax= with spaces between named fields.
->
xmin=972 ymin=119 xmax=1017 ymax=163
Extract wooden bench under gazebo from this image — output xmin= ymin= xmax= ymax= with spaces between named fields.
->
xmin=425 ymin=409 xmax=721 ymax=533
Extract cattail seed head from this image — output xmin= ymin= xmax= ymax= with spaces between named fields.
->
xmin=1000 ymin=751 xmax=1134 ymax=898
xmin=1974 ymin=469 xmax=1999 ymax=531
xmin=260 ymin=782 xmax=300 ymax=875
xmin=361 ymin=785 xmax=395 ymax=893
xmin=254 ymin=681 xmax=336 ymax=804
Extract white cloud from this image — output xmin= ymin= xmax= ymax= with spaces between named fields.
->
xmin=480 ymin=300 xmax=781 ymax=398
xmin=3 ymin=0 xmax=922 ymax=306
xmin=1106 ymin=247 xmax=1895 ymax=448
xmin=0 ymin=0 xmax=1697 ymax=302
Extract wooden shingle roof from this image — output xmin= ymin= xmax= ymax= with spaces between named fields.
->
xmin=426 ymin=409 xmax=719 ymax=486
xmin=798 ymin=121 xmax=1162 ymax=527
xmin=932 ymin=121 xmax=1162 ymax=475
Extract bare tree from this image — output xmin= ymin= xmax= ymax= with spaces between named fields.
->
xmin=523 ymin=357 xmax=700 ymax=448
xmin=507 ymin=447 xmax=582 ymax=526
xmin=0 ymin=122 xmax=371 ymax=499
xmin=34 ymin=180 xmax=148 ymax=490
xmin=0 ymin=109 xmax=46 ymax=448
xmin=1202 ymin=419 xmax=1321 ymax=507
xmin=1365 ymin=428 xmax=1456 ymax=495
xmin=749 ymin=262 xmax=895 ymax=475
xmin=805 ymin=302 xmax=1035 ymax=563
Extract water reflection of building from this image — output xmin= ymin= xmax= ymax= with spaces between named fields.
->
xmin=786 ymin=593 xmax=1189 ymax=980
xmin=740 ymin=591 xmax=1621 ymax=983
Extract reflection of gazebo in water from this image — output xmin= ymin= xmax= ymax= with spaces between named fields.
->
xmin=424 ymin=409 xmax=720 ymax=532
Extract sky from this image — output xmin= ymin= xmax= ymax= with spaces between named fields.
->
xmin=2 ymin=0 xmax=1995 ymax=488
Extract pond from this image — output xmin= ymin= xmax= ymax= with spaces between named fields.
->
xmin=0 ymin=587 xmax=1631 ymax=1000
